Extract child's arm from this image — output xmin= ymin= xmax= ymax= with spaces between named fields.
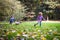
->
xmin=43 ymin=16 xmax=46 ymax=21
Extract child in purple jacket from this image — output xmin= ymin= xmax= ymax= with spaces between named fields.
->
xmin=34 ymin=12 xmax=45 ymax=27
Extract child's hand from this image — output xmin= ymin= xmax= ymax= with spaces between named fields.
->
xmin=44 ymin=19 xmax=46 ymax=21
xmin=43 ymin=18 xmax=46 ymax=21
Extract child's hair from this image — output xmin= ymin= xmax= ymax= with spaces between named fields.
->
xmin=38 ymin=12 xmax=43 ymax=16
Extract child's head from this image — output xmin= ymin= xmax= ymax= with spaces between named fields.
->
xmin=38 ymin=12 xmax=43 ymax=16
xmin=11 ymin=15 xmax=14 ymax=17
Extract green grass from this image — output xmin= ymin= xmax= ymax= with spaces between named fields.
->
xmin=0 ymin=21 xmax=60 ymax=40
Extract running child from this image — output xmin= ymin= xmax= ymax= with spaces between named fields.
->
xmin=34 ymin=12 xmax=45 ymax=27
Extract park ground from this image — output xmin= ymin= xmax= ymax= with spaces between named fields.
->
xmin=0 ymin=21 xmax=60 ymax=40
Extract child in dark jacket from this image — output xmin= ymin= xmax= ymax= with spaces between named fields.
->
xmin=10 ymin=16 xmax=15 ymax=24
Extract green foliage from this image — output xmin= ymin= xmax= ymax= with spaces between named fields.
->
xmin=0 ymin=0 xmax=26 ymax=21
xmin=19 ymin=0 xmax=60 ymax=20
xmin=0 ymin=21 xmax=60 ymax=40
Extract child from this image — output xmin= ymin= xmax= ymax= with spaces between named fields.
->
xmin=34 ymin=12 xmax=45 ymax=27
xmin=10 ymin=16 xmax=15 ymax=24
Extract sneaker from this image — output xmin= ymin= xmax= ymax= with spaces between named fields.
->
xmin=34 ymin=24 xmax=36 ymax=26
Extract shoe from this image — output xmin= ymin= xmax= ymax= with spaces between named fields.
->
xmin=34 ymin=24 xmax=36 ymax=26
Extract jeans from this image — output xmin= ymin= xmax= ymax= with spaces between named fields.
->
xmin=34 ymin=21 xmax=42 ymax=27
xmin=38 ymin=21 xmax=41 ymax=26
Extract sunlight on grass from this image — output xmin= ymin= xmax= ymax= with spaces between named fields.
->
xmin=0 ymin=21 xmax=60 ymax=40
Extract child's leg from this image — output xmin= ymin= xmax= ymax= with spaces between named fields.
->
xmin=35 ymin=21 xmax=41 ymax=27
xmin=34 ymin=23 xmax=38 ymax=26
xmin=10 ymin=21 xmax=13 ymax=24
xmin=10 ymin=21 xmax=12 ymax=24
xmin=40 ymin=21 xmax=41 ymax=26
xmin=38 ymin=21 xmax=41 ymax=27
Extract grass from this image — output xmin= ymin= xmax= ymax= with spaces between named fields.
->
xmin=0 ymin=21 xmax=60 ymax=40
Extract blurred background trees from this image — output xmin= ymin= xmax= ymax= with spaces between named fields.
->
xmin=0 ymin=0 xmax=60 ymax=21
xmin=0 ymin=0 xmax=26 ymax=21
xmin=18 ymin=0 xmax=60 ymax=20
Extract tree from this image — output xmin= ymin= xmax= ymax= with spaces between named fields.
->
xmin=43 ymin=1 xmax=60 ymax=20
xmin=18 ymin=0 xmax=60 ymax=20
xmin=0 ymin=0 xmax=26 ymax=21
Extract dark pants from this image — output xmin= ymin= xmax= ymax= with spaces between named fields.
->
xmin=10 ymin=21 xmax=13 ymax=24
xmin=10 ymin=20 xmax=14 ymax=24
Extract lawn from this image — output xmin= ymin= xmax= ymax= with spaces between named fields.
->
xmin=0 ymin=21 xmax=60 ymax=40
